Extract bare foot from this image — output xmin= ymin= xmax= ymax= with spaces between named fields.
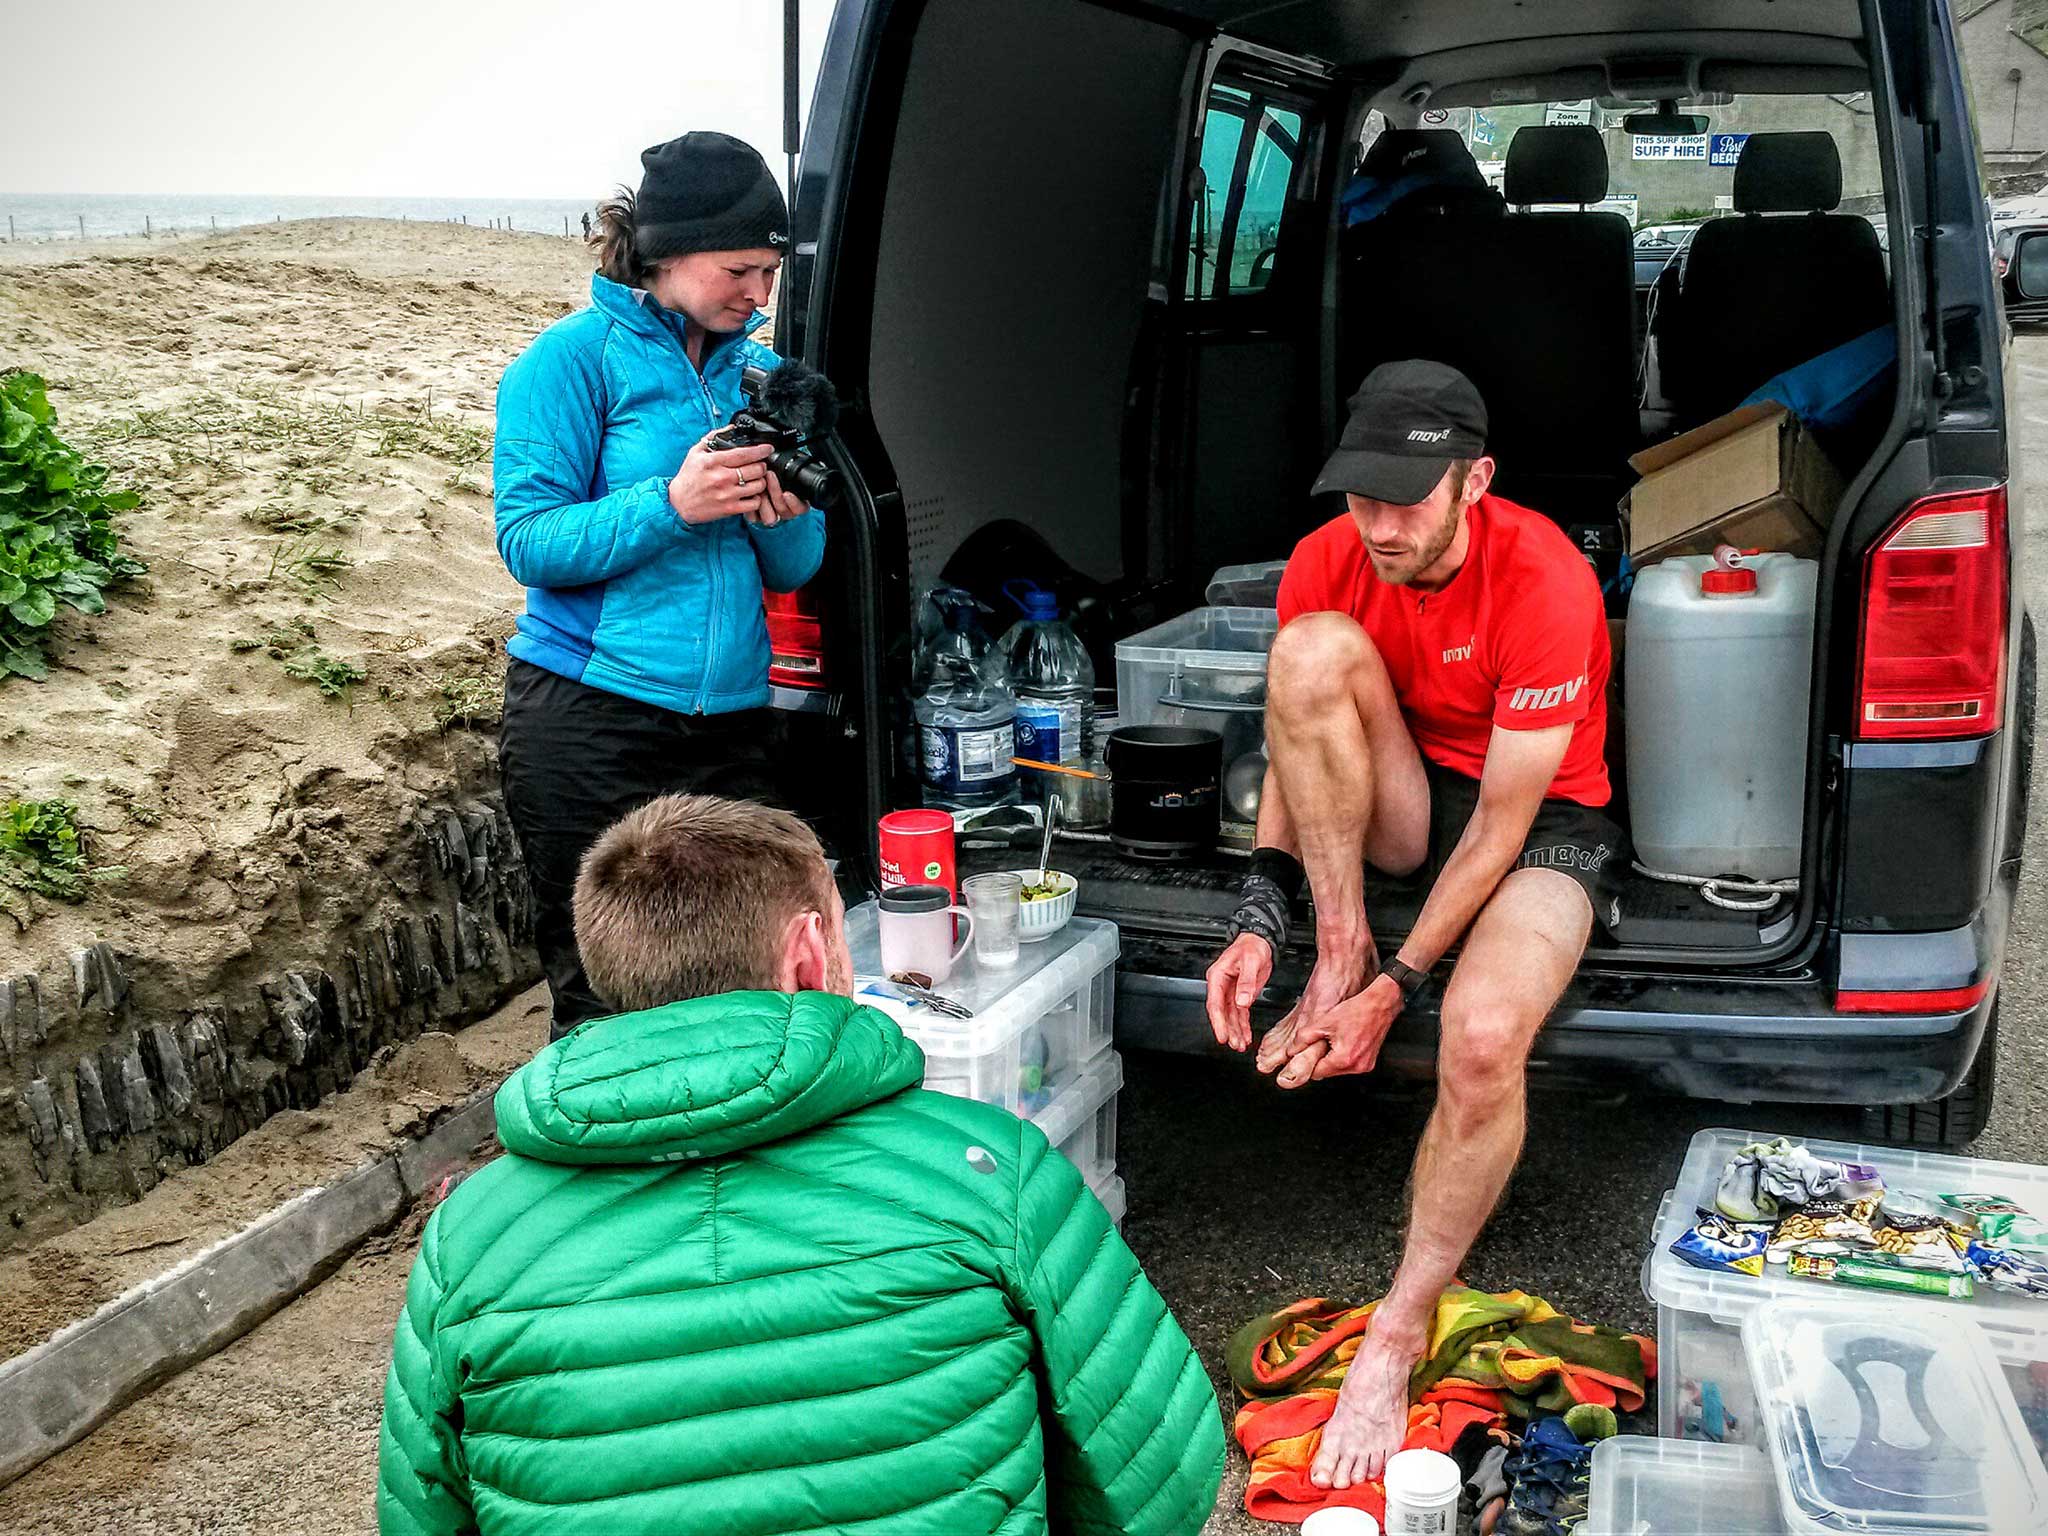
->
xmin=1311 ymin=1327 xmax=1425 ymax=1490
xmin=1255 ymin=942 xmax=1376 ymax=1076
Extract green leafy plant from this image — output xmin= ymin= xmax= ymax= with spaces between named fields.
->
xmin=282 ymin=649 xmax=368 ymax=699
xmin=0 ymin=797 xmax=121 ymax=903
xmin=231 ymin=617 xmax=365 ymax=699
xmin=266 ymin=535 xmax=353 ymax=596
xmin=433 ymin=673 xmax=500 ymax=731
xmin=0 ymin=373 xmax=148 ymax=681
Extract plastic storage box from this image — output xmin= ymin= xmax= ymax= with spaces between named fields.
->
xmin=1113 ymin=606 xmax=1278 ymax=730
xmin=1090 ymin=1167 xmax=1127 ymax=1228
xmin=1586 ymin=1437 xmax=1785 ymax=1535
xmin=1205 ymin=560 xmax=1288 ymax=607
xmin=846 ymin=902 xmax=1117 ymax=1114
xmin=1743 ymin=1298 xmax=2047 ymax=1536
xmin=1030 ymin=1050 xmax=1122 ymax=1189
xmin=1645 ymin=1128 xmax=2048 ymax=1449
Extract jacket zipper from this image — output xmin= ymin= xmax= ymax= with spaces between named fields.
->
xmin=671 ymin=318 xmax=727 ymax=715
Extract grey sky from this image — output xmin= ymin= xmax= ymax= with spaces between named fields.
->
xmin=3 ymin=0 xmax=830 ymax=198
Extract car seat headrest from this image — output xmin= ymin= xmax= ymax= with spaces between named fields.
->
xmin=1502 ymin=125 xmax=1608 ymax=207
xmin=1733 ymin=131 xmax=1844 ymax=213
xmin=1359 ymin=128 xmax=1488 ymax=191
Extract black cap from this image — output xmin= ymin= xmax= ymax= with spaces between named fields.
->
xmin=634 ymin=132 xmax=790 ymax=262
xmin=1312 ymin=360 xmax=1488 ymax=505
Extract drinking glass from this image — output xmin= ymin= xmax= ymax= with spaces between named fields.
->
xmin=962 ymin=871 xmax=1023 ymax=969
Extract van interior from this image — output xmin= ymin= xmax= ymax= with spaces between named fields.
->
xmin=785 ymin=0 xmax=1916 ymax=980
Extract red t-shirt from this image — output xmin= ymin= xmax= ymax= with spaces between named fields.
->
xmin=1276 ymin=493 xmax=1611 ymax=806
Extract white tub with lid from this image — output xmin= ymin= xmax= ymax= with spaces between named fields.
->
xmin=1743 ymin=1298 xmax=2047 ymax=1536
xmin=848 ymin=902 xmax=1117 ymax=1114
xmin=1626 ymin=552 xmax=1816 ymax=881
xmin=1586 ymin=1437 xmax=1785 ymax=1535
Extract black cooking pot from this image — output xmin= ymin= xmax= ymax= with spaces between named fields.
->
xmin=1105 ymin=725 xmax=1223 ymax=862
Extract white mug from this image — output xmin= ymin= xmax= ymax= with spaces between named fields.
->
xmin=877 ymin=885 xmax=975 ymax=985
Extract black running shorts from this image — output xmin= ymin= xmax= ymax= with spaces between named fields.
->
xmin=1420 ymin=760 xmax=1628 ymax=933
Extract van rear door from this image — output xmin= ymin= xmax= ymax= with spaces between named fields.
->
xmin=784 ymin=0 xmax=1211 ymax=874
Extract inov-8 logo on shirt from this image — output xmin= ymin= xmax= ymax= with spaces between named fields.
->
xmin=1507 ymin=675 xmax=1586 ymax=712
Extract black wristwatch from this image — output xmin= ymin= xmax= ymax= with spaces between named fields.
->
xmin=1379 ymin=957 xmax=1428 ymax=999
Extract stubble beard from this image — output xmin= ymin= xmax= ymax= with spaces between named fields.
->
xmin=1370 ymin=499 xmax=1463 ymax=587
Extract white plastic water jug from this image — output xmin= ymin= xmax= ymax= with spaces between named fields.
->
xmin=1626 ymin=551 xmax=1818 ymax=881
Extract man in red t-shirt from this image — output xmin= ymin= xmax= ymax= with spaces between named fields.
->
xmin=1204 ymin=360 xmax=1625 ymax=1491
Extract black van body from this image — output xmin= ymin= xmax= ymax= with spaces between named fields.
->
xmin=776 ymin=0 xmax=2032 ymax=1146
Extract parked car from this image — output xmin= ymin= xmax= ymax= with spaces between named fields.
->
xmin=775 ymin=0 xmax=2028 ymax=1146
xmin=1632 ymin=223 xmax=1698 ymax=288
xmin=1998 ymin=221 xmax=2048 ymax=326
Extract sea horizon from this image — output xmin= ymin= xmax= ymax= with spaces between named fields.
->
xmin=0 ymin=191 xmax=602 ymax=243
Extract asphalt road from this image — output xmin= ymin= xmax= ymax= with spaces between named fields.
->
xmin=7 ymin=343 xmax=2048 ymax=1535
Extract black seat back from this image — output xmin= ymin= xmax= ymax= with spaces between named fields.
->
xmin=1662 ymin=132 xmax=1890 ymax=425
xmin=1339 ymin=125 xmax=1637 ymax=523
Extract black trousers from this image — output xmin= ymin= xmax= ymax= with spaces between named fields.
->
xmin=499 ymin=659 xmax=783 ymax=1041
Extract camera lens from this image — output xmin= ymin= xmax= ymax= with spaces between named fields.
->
xmin=773 ymin=450 xmax=841 ymax=511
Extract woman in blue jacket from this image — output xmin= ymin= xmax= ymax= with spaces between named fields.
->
xmin=494 ymin=132 xmax=825 ymax=1040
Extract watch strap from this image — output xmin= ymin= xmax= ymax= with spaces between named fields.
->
xmin=1380 ymin=957 xmax=1428 ymax=998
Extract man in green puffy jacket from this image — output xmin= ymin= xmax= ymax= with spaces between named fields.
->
xmin=377 ymin=794 xmax=1225 ymax=1536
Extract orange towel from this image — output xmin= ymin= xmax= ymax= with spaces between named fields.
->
xmin=1225 ymin=1288 xmax=1656 ymax=1525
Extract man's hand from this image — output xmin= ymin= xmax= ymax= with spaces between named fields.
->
xmin=1254 ymin=938 xmax=1377 ymax=1083
xmin=1205 ymin=933 xmax=1273 ymax=1052
xmin=1292 ymin=972 xmax=1404 ymax=1082
xmin=668 ymin=432 xmax=776 ymax=526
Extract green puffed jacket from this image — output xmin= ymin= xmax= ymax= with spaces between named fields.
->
xmin=376 ymin=990 xmax=1224 ymax=1536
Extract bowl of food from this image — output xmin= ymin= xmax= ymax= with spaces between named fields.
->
xmin=1012 ymin=869 xmax=1079 ymax=941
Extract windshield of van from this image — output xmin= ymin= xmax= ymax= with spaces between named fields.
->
xmin=1394 ymin=93 xmax=1884 ymax=232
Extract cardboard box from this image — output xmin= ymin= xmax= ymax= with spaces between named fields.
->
xmin=1626 ymin=402 xmax=1842 ymax=562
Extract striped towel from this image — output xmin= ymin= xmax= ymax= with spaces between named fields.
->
xmin=1225 ymin=1287 xmax=1656 ymax=1525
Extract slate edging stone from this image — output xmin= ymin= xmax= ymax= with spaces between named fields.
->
xmin=0 ymin=1090 xmax=498 ymax=1489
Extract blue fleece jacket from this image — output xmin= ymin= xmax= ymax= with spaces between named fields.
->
xmin=492 ymin=273 xmax=825 ymax=714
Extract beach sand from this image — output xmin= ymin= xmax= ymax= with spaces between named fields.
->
xmin=0 ymin=219 xmax=598 ymax=1240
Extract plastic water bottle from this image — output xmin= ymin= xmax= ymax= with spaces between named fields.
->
xmin=912 ymin=587 xmax=1018 ymax=809
xmin=999 ymin=580 xmax=1096 ymax=773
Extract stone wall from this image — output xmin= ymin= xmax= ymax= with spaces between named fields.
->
xmin=2 ymin=797 xmax=536 ymax=1239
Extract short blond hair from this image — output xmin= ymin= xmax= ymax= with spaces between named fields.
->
xmin=572 ymin=794 xmax=832 ymax=1011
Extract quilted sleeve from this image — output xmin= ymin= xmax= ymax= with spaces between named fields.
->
xmin=492 ymin=331 xmax=692 ymax=589
xmin=377 ymin=1215 xmax=477 ymax=1536
xmin=1010 ymin=1123 xmax=1226 ymax=1535
xmin=748 ymin=507 xmax=825 ymax=593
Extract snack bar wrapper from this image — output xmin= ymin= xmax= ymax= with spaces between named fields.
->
xmin=1788 ymin=1252 xmax=1974 ymax=1299
xmin=1671 ymin=1210 xmax=1771 ymax=1277
xmin=1966 ymin=1241 xmax=2048 ymax=1298
xmin=1941 ymin=1192 xmax=2048 ymax=1256
xmin=1766 ymin=1195 xmax=1883 ymax=1264
xmin=1867 ymin=1206 xmax=1970 ymax=1274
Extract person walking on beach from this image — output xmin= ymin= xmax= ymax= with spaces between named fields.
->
xmin=494 ymin=132 xmax=822 ymax=1041
xmin=377 ymin=793 xmax=1225 ymax=1536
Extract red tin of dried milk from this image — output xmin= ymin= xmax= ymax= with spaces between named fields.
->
xmin=878 ymin=809 xmax=956 ymax=898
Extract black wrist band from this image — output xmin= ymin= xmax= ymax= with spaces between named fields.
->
xmin=1226 ymin=871 xmax=1296 ymax=953
xmin=1247 ymin=847 xmax=1306 ymax=904
xmin=1379 ymin=957 xmax=1428 ymax=999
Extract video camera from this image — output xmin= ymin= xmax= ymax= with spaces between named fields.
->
xmin=707 ymin=359 xmax=843 ymax=510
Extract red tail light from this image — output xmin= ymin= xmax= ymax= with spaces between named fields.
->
xmin=1855 ymin=488 xmax=2009 ymax=740
xmin=765 ymin=585 xmax=827 ymax=689
xmin=1836 ymin=977 xmax=1993 ymax=1014
xmin=1996 ymin=255 xmax=2010 ymax=279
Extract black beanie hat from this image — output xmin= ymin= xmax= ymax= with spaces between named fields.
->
xmin=633 ymin=132 xmax=790 ymax=262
